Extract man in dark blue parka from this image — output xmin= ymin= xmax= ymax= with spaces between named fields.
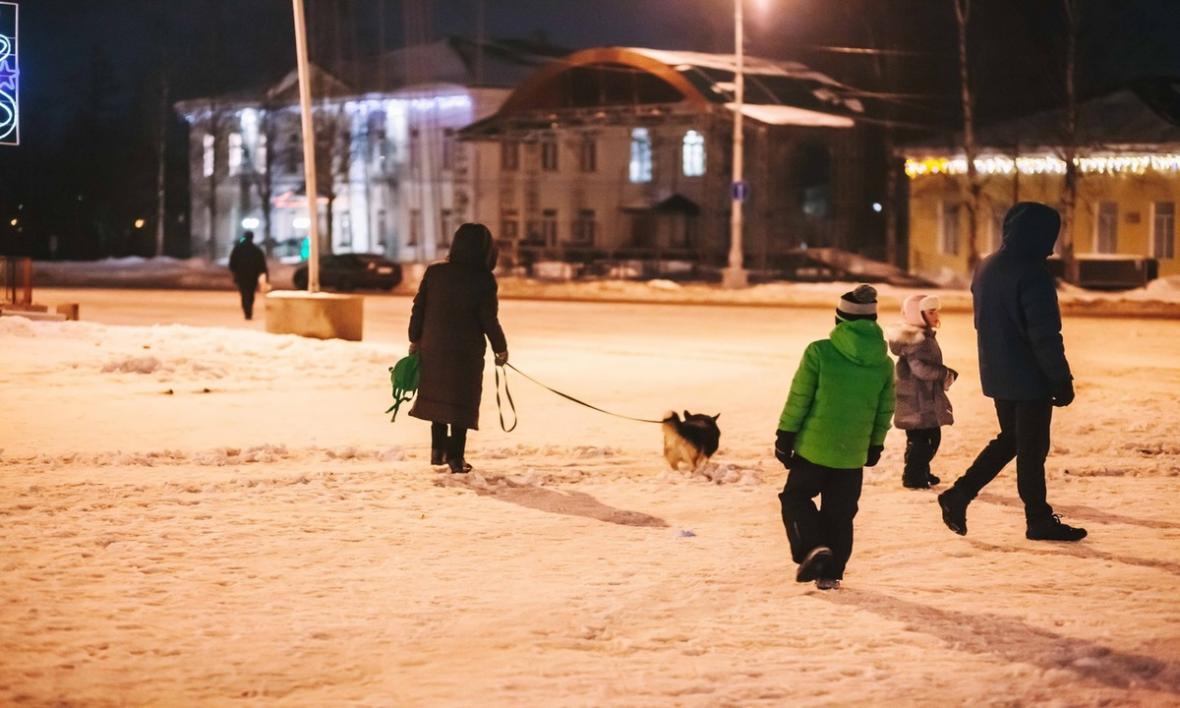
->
xmin=938 ymin=202 xmax=1087 ymax=542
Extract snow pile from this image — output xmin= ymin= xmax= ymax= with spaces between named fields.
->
xmin=687 ymin=460 xmax=763 ymax=485
xmin=33 ymin=257 xmax=298 ymax=290
xmin=101 ymin=355 xmax=162 ymax=374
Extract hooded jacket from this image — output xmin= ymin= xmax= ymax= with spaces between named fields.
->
xmin=408 ymin=225 xmax=507 ymax=429
xmin=778 ymin=319 xmax=895 ymax=469
xmin=887 ymin=323 xmax=954 ymax=429
xmin=972 ymin=202 xmax=1072 ymax=400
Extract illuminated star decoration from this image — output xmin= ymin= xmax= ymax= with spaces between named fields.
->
xmin=0 ymin=2 xmax=18 ymax=146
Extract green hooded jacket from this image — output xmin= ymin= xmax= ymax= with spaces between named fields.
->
xmin=778 ymin=319 xmax=896 ymax=469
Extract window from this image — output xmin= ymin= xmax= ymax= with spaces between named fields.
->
xmin=369 ymin=111 xmax=389 ymax=168
xmin=253 ymin=134 xmax=267 ymax=173
xmin=579 ymin=136 xmax=597 ymax=173
xmin=408 ymin=209 xmax=421 ymax=247
xmin=796 ymin=142 xmax=832 ymax=218
xmin=1096 ymin=201 xmax=1118 ymax=253
xmin=376 ymin=209 xmax=388 ymax=250
xmin=629 ymin=128 xmax=653 ymax=183
xmin=572 ymin=209 xmax=596 ymax=245
xmin=409 ymin=128 xmax=421 ymax=170
xmin=339 ymin=212 xmax=352 ymax=249
xmin=228 ymin=133 xmax=242 ymax=176
xmin=285 ymin=134 xmax=300 ymax=174
xmin=501 ymin=210 xmax=519 ymax=240
xmin=1154 ymin=202 xmax=1175 ymax=259
xmin=202 ymin=134 xmax=215 ymax=177
xmin=541 ymin=139 xmax=559 ymax=172
xmin=439 ymin=208 xmax=453 ymax=246
xmin=682 ymin=130 xmax=706 ymax=177
xmin=541 ymin=209 xmax=558 ymax=246
xmin=442 ymin=128 xmax=455 ymax=171
xmin=940 ymin=202 xmax=961 ymax=256
xmin=501 ymin=140 xmax=519 ymax=171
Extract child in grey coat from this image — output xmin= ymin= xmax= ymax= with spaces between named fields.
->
xmin=887 ymin=294 xmax=957 ymax=489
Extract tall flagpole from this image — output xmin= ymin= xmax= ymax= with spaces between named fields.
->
xmin=292 ymin=0 xmax=320 ymax=292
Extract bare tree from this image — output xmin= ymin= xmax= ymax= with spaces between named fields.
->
xmin=1059 ymin=0 xmax=1080 ymax=282
xmin=953 ymin=0 xmax=982 ymax=272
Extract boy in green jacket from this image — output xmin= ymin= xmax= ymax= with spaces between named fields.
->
xmin=775 ymin=284 xmax=895 ymax=590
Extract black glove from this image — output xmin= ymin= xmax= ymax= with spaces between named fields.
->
xmin=494 ymin=350 xmax=509 ymax=366
xmin=775 ymin=430 xmax=797 ymax=468
xmin=1051 ymin=378 xmax=1075 ymax=407
xmin=865 ymin=445 xmax=883 ymax=467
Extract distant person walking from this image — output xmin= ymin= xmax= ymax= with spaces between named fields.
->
xmin=228 ymin=231 xmax=268 ymax=320
xmin=408 ymin=223 xmax=508 ymax=474
xmin=938 ymin=202 xmax=1086 ymax=542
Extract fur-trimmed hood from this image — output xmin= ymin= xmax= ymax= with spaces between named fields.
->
xmin=887 ymin=323 xmax=933 ymax=355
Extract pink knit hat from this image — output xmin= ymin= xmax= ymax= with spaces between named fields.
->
xmin=902 ymin=294 xmax=941 ymax=327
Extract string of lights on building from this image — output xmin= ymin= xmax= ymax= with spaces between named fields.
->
xmin=904 ymin=153 xmax=1180 ymax=179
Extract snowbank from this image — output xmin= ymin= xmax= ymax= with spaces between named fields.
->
xmin=26 ymin=258 xmax=1180 ymax=318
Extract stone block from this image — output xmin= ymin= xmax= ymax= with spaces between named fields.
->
xmin=265 ymin=291 xmax=364 ymax=341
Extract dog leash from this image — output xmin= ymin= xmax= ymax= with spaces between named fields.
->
xmin=494 ymin=362 xmax=664 ymax=432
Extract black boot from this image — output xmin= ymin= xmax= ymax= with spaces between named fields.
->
xmin=1026 ymin=514 xmax=1087 ymax=542
xmin=927 ymin=473 xmax=941 ymax=486
xmin=795 ymin=546 xmax=832 ymax=583
xmin=430 ymin=423 xmax=449 ymax=467
xmin=938 ymin=489 xmax=968 ymax=536
xmin=903 ymin=474 xmax=931 ymax=490
xmin=447 ymin=427 xmax=470 ymax=474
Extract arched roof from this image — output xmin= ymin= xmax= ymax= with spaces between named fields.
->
xmin=498 ymin=48 xmax=714 ymax=113
xmin=496 ymin=46 xmax=862 ymax=116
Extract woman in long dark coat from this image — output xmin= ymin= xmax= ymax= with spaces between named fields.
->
xmin=408 ymin=223 xmax=508 ymax=473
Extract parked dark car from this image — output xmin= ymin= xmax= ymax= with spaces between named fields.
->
xmin=292 ymin=254 xmax=402 ymax=292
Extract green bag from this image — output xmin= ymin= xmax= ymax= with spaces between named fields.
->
xmin=385 ymin=352 xmax=420 ymax=421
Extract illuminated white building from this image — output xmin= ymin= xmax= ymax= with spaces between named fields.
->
xmin=176 ymin=38 xmax=553 ymax=261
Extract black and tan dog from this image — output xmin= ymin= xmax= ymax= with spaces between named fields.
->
xmin=661 ymin=410 xmax=721 ymax=471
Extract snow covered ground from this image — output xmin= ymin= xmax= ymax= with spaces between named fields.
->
xmin=26 ymin=256 xmax=1180 ymax=318
xmin=2 ymin=290 xmax=1180 ymax=705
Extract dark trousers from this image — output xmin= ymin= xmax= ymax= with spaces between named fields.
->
xmin=952 ymin=399 xmax=1053 ymax=523
xmin=431 ymin=422 xmax=468 ymax=462
xmin=904 ymin=427 xmax=941 ymax=483
xmin=778 ymin=457 xmax=863 ymax=579
xmin=237 ymin=283 xmax=256 ymax=320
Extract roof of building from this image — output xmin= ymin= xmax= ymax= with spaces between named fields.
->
xmin=902 ymin=80 xmax=1180 ymax=155
xmin=176 ymin=37 xmax=563 ymax=116
xmin=461 ymin=46 xmax=863 ymax=137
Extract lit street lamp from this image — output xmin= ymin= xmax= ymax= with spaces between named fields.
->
xmin=722 ymin=0 xmax=751 ymax=289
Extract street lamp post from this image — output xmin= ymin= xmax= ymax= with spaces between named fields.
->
xmin=291 ymin=0 xmax=320 ymax=293
xmin=722 ymin=0 xmax=749 ymax=289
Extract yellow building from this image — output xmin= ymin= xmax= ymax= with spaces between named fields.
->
xmin=901 ymin=88 xmax=1180 ymax=285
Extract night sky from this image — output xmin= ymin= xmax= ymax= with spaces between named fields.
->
xmin=3 ymin=0 xmax=1180 ymax=258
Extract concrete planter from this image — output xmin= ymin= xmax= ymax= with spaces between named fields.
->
xmin=265 ymin=290 xmax=364 ymax=341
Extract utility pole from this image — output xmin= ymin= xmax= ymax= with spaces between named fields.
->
xmin=155 ymin=59 xmax=168 ymax=257
xmin=292 ymin=0 xmax=320 ymax=292
xmin=722 ymin=0 xmax=749 ymax=289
